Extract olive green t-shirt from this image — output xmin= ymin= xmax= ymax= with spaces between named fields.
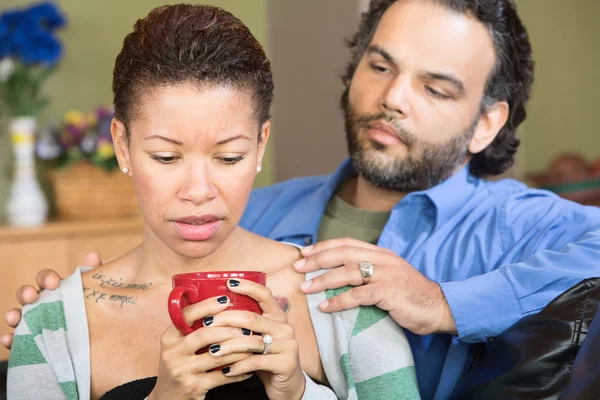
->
xmin=317 ymin=193 xmax=391 ymax=244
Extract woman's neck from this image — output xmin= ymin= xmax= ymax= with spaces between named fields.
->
xmin=129 ymin=224 xmax=251 ymax=288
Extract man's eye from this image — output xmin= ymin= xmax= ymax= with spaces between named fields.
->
xmin=218 ymin=155 xmax=246 ymax=165
xmin=426 ymin=86 xmax=450 ymax=100
xmin=150 ymin=155 xmax=177 ymax=164
xmin=370 ymin=63 xmax=389 ymax=74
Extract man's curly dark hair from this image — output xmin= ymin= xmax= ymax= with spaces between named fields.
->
xmin=341 ymin=0 xmax=534 ymax=177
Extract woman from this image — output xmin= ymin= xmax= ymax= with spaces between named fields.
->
xmin=7 ymin=5 xmax=332 ymax=400
xmin=7 ymin=4 xmax=419 ymax=400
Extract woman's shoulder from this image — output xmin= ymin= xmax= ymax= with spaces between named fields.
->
xmin=246 ymin=232 xmax=303 ymax=268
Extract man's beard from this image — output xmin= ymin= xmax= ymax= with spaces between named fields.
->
xmin=342 ymin=93 xmax=479 ymax=192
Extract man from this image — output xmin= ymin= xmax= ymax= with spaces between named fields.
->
xmin=5 ymin=0 xmax=600 ymax=398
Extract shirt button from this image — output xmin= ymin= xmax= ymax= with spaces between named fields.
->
xmin=304 ymin=236 xmax=313 ymax=246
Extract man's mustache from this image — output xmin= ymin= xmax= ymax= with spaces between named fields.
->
xmin=355 ymin=112 xmax=417 ymax=147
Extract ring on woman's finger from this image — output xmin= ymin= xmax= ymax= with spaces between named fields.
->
xmin=262 ymin=334 xmax=273 ymax=355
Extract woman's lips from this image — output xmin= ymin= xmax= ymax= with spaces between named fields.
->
xmin=172 ymin=220 xmax=222 ymax=241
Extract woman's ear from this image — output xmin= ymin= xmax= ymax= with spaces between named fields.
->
xmin=256 ymin=120 xmax=271 ymax=174
xmin=111 ymin=118 xmax=132 ymax=175
xmin=468 ymin=101 xmax=509 ymax=155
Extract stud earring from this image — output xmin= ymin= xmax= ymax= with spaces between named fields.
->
xmin=256 ymin=166 xmax=262 ymax=174
xmin=121 ymin=167 xmax=129 ymax=174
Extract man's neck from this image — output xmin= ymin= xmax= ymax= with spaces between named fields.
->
xmin=339 ymin=175 xmax=406 ymax=212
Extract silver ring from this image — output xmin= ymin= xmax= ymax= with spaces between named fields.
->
xmin=359 ymin=261 xmax=374 ymax=285
xmin=262 ymin=334 xmax=273 ymax=355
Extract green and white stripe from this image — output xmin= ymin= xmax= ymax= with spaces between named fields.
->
xmin=306 ymin=277 xmax=420 ymax=400
xmin=7 ymin=268 xmax=91 ymax=400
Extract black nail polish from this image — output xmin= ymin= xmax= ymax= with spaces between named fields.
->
xmin=222 ymin=366 xmax=231 ymax=375
xmin=217 ymin=296 xmax=228 ymax=304
xmin=204 ymin=316 xmax=214 ymax=326
xmin=229 ymin=279 xmax=240 ymax=287
xmin=241 ymin=328 xmax=252 ymax=336
xmin=209 ymin=344 xmax=220 ymax=354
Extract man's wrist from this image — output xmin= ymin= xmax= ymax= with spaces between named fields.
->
xmin=433 ymin=284 xmax=457 ymax=335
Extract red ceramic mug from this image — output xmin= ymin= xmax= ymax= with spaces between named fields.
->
xmin=168 ymin=271 xmax=267 ymax=336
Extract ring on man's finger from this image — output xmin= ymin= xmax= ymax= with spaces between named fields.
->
xmin=359 ymin=261 xmax=374 ymax=285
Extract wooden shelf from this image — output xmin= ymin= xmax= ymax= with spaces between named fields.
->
xmin=0 ymin=218 xmax=144 ymax=242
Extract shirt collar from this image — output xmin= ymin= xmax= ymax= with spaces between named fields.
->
xmin=269 ymin=159 xmax=479 ymax=239
xmin=416 ymin=163 xmax=480 ymax=229
xmin=268 ymin=159 xmax=356 ymax=242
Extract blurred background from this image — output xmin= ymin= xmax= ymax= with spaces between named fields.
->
xmin=0 ymin=0 xmax=598 ymax=361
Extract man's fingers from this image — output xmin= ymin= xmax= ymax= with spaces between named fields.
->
xmin=5 ymin=308 xmax=21 ymax=328
xmin=320 ymin=285 xmax=380 ymax=313
xmin=295 ymin=245 xmax=379 ymax=273
xmin=301 ymin=237 xmax=397 ymax=257
xmin=16 ymin=285 xmax=40 ymax=306
xmin=35 ymin=269 xmax=61 ymax=291
xmin=300 ymin=266 xmax=364 ymax=294
xmin=82 ymin=252 xmax=103 ymax=268
xmin=1 ymin=333 xmax=13 ymax=350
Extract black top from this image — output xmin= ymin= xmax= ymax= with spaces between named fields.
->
xmin=100 ymin=374 xmax=269 ymax=400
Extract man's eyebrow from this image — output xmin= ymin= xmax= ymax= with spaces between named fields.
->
xmin=366 ymin=45 xmax=397 ymax=67
xmin=144 ymin=135 xmax=183 ymax=145
xmin=367 ymin=44 xmax=466 ymax=94
xmin=216 ymin=135 xmax=252 ymax=145
xmin=421 ymin=71 xmax=465 ymax=94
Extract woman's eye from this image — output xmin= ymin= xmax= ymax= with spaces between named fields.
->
xmin=218 ymin=155 xmax=246 ymax=165
xmin=150 ymin=155 xmax=177 ymax=164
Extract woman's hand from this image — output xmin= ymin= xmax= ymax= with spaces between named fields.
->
xmin=148 ymin=296 xmax=254 ymax=400
xmin=207 ymin=279 xmax=306 ymax=400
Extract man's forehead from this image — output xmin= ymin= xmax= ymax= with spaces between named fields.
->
xmin=370 ymin=0 xmax=496 ymax=85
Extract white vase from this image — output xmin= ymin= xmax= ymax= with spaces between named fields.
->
xmin=5 ymin=116 xmax=49 ymax=227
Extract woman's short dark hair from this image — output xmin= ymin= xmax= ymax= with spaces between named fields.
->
xmin=342 ymin=0 xmax=534 ymax=177
xmin=113 ymin=4 xmax=273 ymax=133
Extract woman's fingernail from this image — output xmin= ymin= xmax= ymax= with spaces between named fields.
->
xmin=209 ymin=344 xmax=221 ymax=354
xmin=204 ymin=316 xmax=214 ymax=326
xmin=241 ymin=328 xmax=252 ymax=336
xmin=229 ymin=279 xmax=240 ymax=287
xmin=222 ymin=366 xmax=231 ymax=375
xmin=301 ymin=245 xmax=314 ymax=254
xmin=300 ymin=280 xmax=312 ymax=291
xmin=293 ymin=258 xmax=307 ymax=269
xmin=217 ymin=296 xmax=229 ymax=304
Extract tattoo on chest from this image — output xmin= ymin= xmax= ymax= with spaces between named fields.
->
xmin=274 ymin=295 xmax=291 ymax=314
xmin=83 ymin=271 xmax=153 ymax=308
xmin=91 ymin=271 xmax=153 ymax=291
xmin=83 ymin=286 xmax=138 ymax=307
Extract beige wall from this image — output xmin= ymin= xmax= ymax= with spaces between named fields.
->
xmin=268 ymin=0 xmax=362 ymax=181
xmin=0 ymin=0 xmax=271 ymax=222
xmin=518 ymin=0 xmax=600 ymax=174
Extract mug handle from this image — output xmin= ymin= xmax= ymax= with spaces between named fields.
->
xmin=168 ymin=286 xmax=199 ymax=336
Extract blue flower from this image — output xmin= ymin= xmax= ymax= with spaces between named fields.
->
xmin=27 ymin=2 xmax=66 ymax=31
xmin=0 ymin=2 xmax=66 ymax=64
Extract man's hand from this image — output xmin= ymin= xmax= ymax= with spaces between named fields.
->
xmin=293 ymin=238 xmax=457 ymax=336
xmin=1 ymin=251 xmax=103 ymax=349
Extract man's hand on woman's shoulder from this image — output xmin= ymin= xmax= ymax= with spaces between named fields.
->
xmin=1 ymin=251 xmax=103 ymax=349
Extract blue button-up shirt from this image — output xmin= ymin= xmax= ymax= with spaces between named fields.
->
xmin=240 ymin=159 xmax=600 ymax=400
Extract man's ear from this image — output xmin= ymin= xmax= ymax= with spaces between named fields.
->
xmin=256 ymin=120 xmax=271 ymax=173
xmin=111 ymin=118 xmax=132 ymax=174
xmin=468 ymin=101 xmax=509 ymax=154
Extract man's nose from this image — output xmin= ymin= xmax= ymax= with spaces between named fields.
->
xmin=381 ymin=74 xmax=413 ymax=118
